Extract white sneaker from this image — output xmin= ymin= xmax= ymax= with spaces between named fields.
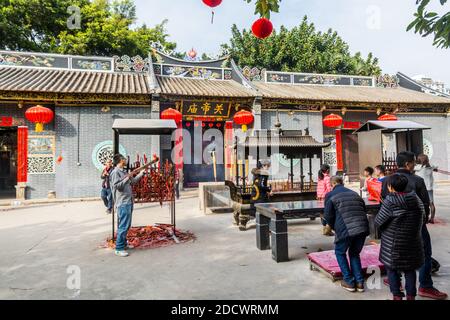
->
xmin=114 ymin=250 xmax=129 ymax=257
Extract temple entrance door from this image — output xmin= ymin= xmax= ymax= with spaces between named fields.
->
xmin=0 ymin=127 xmax=17 ymax=199
xmin=342 ymin=129 xmax=359 ymax=182
xmin=183 ymin=122 xmax=225 ymax=188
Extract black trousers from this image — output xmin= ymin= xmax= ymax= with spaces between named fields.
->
xmin=386 ymin=267 xmax=417 ymax=297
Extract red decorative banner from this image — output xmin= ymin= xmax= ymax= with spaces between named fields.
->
xmin=17 ymin=126 xmax=28 ymax=183
xmin=335 ymin=129 xmax=344 ymax=172
xmin=343 ymin=121 xmax=361 ymax=130
xmin=0 ymin=116 xmax=13 ymax=126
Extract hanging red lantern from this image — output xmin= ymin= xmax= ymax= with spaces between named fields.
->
xmin=216 ymin=123 xmax=222 ymax=128
xmin=202 ymin=0 xmax=222 ymax=23
xmin=202 ymin=122 xmax=206 ymax=127
xmin=323 ymin=114 xmax=343 ymax=128
xmin=252 ymin=18 xmax=273 ymax=39
xmin=234 ymin=110 xmax=254 ymax=132
xmin=378 ymin=113 xmax=398 ymax=121
xmin=161 ymin=108 xmax=182 ymax=123
xmin=185 ymin=122 xmax=191 ymax=127
xmin=25 ymin=105 xmax=54 ymax=132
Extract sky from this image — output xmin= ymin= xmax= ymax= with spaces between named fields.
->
xmin=135 ymin=0 xmax=450 ymax=86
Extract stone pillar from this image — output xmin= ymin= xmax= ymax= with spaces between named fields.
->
xmin=252 ymin=98 xmax=262 ymax=130
xmin=150 ymin=96 xmax=160 ymax=159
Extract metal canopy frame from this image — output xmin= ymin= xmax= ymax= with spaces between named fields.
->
xmin=354 ymin=120 xmax=430 ymax=134
xmin=111 ymin=119 xmax=178 ymax=241
xmin=233 ymin=129 xmax=330 ymax=190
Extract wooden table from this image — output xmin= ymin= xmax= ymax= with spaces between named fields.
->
xmin=255 ymin=199 xmax=381 ymax=263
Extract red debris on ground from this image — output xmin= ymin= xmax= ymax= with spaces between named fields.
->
xmin=429 ymin=218 xmax=447 ymax=226
xmin=102 ymin=224 xmax=195 ymax=250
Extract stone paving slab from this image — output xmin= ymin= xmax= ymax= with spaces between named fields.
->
xmin=1 ymin=186 xmax=449 ymax=300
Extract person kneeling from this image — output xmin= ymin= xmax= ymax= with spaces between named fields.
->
xmin=324 ymin=176 xmax=370 ymax=292
xmin=375 ymin=174 xmax=425 ymax=300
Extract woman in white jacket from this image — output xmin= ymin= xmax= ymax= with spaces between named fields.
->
xmin=415 ymin=154 xmax=437 ymax=223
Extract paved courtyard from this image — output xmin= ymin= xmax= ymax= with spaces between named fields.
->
xmin=1 ymin=185 xmax=450 ymax=300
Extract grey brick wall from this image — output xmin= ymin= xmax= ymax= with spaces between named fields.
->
xmin=1 ymin=105 xmax=56 ymax=199
xmin=260 ymin=110 xmax=324 ymax=180
xmin=54 ymin=106 xmax=154 ymax=198
xmin=397 ymin=113 xmax=450 ymax=180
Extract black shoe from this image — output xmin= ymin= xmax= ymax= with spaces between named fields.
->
xmin=356 ymin=282 xmax=365 ymax=292
xmin=341 ymin=281 xmax=356 ymax=292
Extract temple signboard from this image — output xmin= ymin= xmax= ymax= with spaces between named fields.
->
xmin=180 ymin=101 xmax=235 ymax=121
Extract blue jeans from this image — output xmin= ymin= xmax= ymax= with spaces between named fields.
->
xmin=335 ymin=234 xmax=366 ymax=285
xmin=387 ymin=268 xmax=417 ymax=297
xmin=419 ymin=225 xmax=433 ymax=289
xmin=101 ymin=188 xmax=113 ymax=210
xmin=116 ymin=203 xmax=133 ymax=251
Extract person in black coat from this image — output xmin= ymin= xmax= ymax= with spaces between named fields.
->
xmin=324 ymin=176 xmax=369 ymax=293
xmin=381 ymin=151 xmax=447 ymax=300
xmin=376 ymin=174 xmax=425 ymax=300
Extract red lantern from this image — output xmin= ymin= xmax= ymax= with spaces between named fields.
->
xmin=323 ymin=114 xmax=343 ymax=128
xmin=25 ymin=105 xmax=54 ymax=132
xmin=378 ymin=113 xmax=398 ymax=121
xmin=161 ymin=108 xmax=182 ymax=124
xmin=209 ymin=123 xmax=214 ymax=128
xmin=202 ymin=0 xmax=222 ymax=23
xmin=202 ymin=0 xmax=222 ymax=7
xmin=252 ymin=18 xmax=273 ymax=39
xmin=234 ymin=110 xmax=254 ymax=132
xmin=185 ymin=122 xmax=191 ymax=127
xmin=216 ymin=123 xmax=222 ymax=128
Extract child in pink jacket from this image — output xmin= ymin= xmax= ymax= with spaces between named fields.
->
xmin=317 ymin=164 xmax=333 ymax=236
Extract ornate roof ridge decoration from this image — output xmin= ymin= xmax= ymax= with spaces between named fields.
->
xmin=150 ymin=41 xmax=230 ymax=65
xmin=241 ymin=66 xmax=267 ymax=82
xmin=113 ymin=55 xmax=151 ymax=73
xmin=230 ymin=60 xmax=261 ymax=93
xmin=377 ymin=74 xmax=400 ymax=88
xmin=243 ymin=67 xmax=376 ymax=88
xmin=0 ymin=50 xmax=114 ymax=72
xmin=397 ymin=72 xmax=450 ymax=99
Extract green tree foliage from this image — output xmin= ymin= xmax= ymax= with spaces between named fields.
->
xmin=0 ymin=0 xmax=176 ymax=57
xmin=244 ymin=0 xmax=281 ymax=18
xmin=407 ymin=0 xmax=450 ymax=48
xmin=222 ymin=16 xmax=381 ymax=76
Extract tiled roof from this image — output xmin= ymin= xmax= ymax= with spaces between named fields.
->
xmin=244 ymin=131 xmax=330 ymax=148
xmin=252 ymin=82 xmax=450 ymax=104
xmin=157 ymin=76 xmax=256 ymax=98
xmin=0 ymin=66 xmax=153 ymax=94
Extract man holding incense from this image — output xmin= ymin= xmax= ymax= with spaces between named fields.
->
xmin=110 ymin=153 xmax=146 ymax=257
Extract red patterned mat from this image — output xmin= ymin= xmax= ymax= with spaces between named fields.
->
xmin=307 ymin=244 xmax=385 ymax=279
xmin=101 ymin=224 xmax=196 ymax=250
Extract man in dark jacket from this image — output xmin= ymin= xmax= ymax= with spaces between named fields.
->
xmin=381 ymin=151 xmax=447 ymax=300
xmin=324 ymin=176 xmax=370 ymax=292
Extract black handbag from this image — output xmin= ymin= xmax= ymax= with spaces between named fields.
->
xmin=431 ymin=257 xmax=441 ymax=273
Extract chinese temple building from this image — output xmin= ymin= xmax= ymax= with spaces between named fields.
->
xmin=1 ymin=46 xmax=449 ymax=200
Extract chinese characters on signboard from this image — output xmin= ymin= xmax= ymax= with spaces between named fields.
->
xmin=179 ymin=101 xmax=240 ymax=121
